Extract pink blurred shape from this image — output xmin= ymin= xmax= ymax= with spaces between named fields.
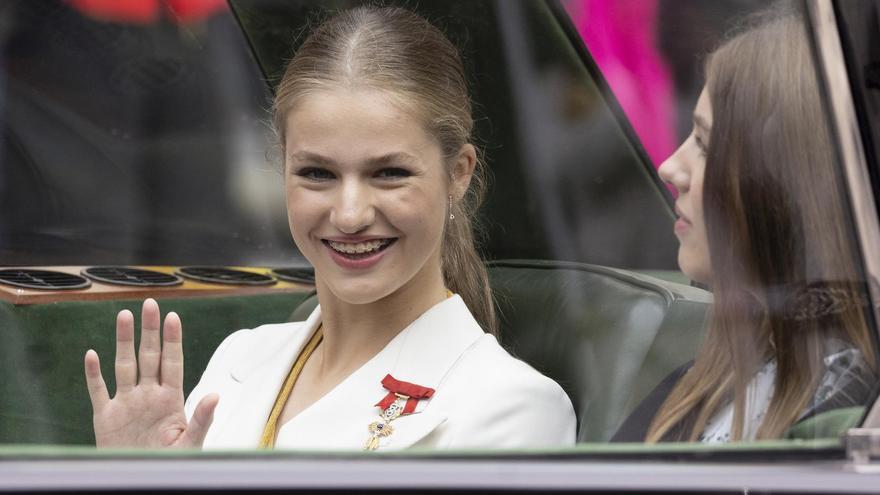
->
xmin=564 ymin=0 xmax=676 ymax=169
xmin=67 ymin=0 xmax=228 ymax=25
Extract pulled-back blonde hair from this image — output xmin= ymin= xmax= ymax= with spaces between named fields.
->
xmin=273 ymin=6 xmax=497 ymax=334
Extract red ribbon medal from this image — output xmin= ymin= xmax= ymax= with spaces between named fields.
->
xmin=364 ymin=374 xmax=435 ymax=451
xmin=375 ymin=374 xmax=435 ymax=414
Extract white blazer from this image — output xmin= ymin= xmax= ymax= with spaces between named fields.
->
xmin=185 ymin=295 xmax=576 ymax=450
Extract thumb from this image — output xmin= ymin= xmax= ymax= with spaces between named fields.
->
xmin=186 ymin=393 xmax=219 ymax=447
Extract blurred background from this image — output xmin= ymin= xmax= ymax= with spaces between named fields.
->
xmin=0 ymin=0 xmax=763 ymax=271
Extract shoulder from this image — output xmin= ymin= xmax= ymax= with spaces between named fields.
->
xmin=610 ymin=361 xmax=692 ymax=442
xmin=188 ymin=321 xmax=308 ymax=392
xmin=185 ymin=320 xmax=309 ymax=417
xmin=461 ymin=335 xmax=568 ymax=397
xmin=430 ymin=334 xmax=576 ymax=447
xmin=208 ymin=321 xmax=308 ymax=361
xmin=201 ymin=320 xmax=311 ymax=376
xmin=802 ymin=341 xmax=878 ymax=419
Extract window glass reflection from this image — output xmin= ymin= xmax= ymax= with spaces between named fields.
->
xmin=0 ymin=0 xmax=297 ymax=266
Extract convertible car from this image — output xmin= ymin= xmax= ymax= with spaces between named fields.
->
xmin=2 ymin=0 xmax=880 ymax=493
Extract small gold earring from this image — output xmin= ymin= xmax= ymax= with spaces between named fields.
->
xmin=448 ymin=195 xmax=455 ymax=220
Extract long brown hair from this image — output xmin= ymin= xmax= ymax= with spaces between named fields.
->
xmin=647 ymin=13 xmax=876 ymax=442
xmin=272 ymin=6 xmax=497 ymax=334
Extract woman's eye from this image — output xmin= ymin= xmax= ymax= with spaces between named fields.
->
xmin=694 ymin=135 xmax=709 ymax=157
xmin=295 ymin=167 xmax=335 ymax=181
xmin=375 ymin=167 xmax=412 ymax=179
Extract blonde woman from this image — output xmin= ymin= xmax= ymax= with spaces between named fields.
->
xmin=83 ymin=6 xmax=575 ymax=451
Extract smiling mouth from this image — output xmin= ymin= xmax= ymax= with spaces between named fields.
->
xmin=323 ymin=238 xmax=396 ymax=259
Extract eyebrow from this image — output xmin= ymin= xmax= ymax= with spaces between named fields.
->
xmin=366 ymin=152 xmax=418 ymax=167
xmin=288 ymin=151 xmax=335 ymax=166
xmin=287 ymin=151 xmax=419 ymax=167
xmin=693 ymin=114 xmax=711 ymax=135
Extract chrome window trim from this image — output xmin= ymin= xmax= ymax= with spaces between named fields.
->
xmin=2 ymin=456 xmax=880 ymax=492
xmin=806 ymin=0 xmax=880 ymax=428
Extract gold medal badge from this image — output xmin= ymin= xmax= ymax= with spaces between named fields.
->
xmin=364 ymin=395 xmax=405 ymax=451
xmin=364 ymin=375 xmax=435 ymax=451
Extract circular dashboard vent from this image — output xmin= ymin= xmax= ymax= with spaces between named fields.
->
xmin=271 ymin=267 xmax=316 ymax=284
xmin=0 ymin=269 xmax=91 ymax=290
xmin=82 ymin=267 xmax=183 ymax=287
xmin=176 ymin=266 xmax=276 ymax=286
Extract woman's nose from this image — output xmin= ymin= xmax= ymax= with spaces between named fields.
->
xmin=658 ymin=149 xmax=689 ymax=194
xmin=330 ymin=181 xmax=375 ymax=233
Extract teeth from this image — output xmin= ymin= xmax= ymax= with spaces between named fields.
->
xmin=327 ymin=239 xmax=389 ymax=254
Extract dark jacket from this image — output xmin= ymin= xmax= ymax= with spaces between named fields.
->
xmin=611 ymin=344 xmax=877 ymax=442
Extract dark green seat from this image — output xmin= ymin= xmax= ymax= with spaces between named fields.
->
xmin=0 ymin=292 xmax=311 ymax=445
xmin=290 ymin=259 xmax=712 ymax=443
xmin=490 ymin=260 xmax=711 ymax=442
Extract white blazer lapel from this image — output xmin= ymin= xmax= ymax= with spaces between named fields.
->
xmin=212 ymin=306 xmax=323 ymax=448
xmin=379 ymin=410 xmax=448 ymax=449
xmin=379 ymin=295 xmax=484 ymax=449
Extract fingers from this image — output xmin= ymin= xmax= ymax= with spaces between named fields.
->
xmin=138 ymin=298 xmax=162 ymax=385
xmin=186 ymin=394 xmax=219 ymax=447
xmin=114 ymin=310 xmax=137 ymax=393
xmin=84 ymin=350 xmax=110 ymax=411
xmin=160 ymin=312 xmax=184 ymax=389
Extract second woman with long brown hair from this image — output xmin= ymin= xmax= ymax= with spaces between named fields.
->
xmin=614 ymin=10 xmax=877 ymax=443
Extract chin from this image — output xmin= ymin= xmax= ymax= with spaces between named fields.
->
xmin=678 ymin=253 xmax=712 ymax=285
xmin=325 ymin=280 xmax=395 ymax=305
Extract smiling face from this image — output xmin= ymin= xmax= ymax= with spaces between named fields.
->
xmin=284 ymin=87 xmax=456 ymax=305
xmin=658 ymin=89 xmax=713 ymax=284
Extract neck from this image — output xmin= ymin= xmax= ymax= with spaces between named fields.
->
xmin=313 ymin=262 xmax=448 ymax=376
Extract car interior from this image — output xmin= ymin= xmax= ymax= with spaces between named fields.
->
xmin=0 ymin=0 xmax=872 ymax=449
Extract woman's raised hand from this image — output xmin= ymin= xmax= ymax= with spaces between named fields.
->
xmin=83 ymin=298 xmax=219 ymax=448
